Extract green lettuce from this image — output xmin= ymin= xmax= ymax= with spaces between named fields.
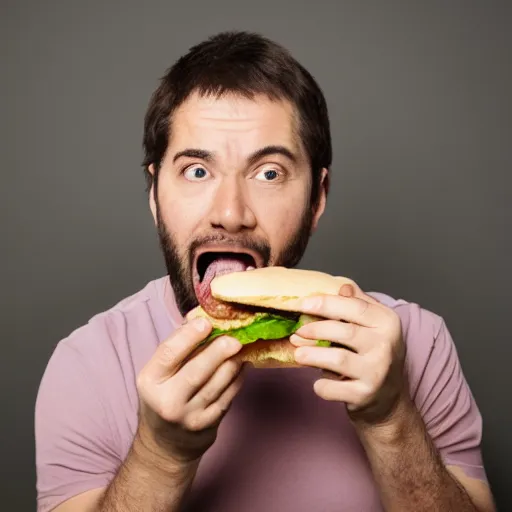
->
xmin=204 ymin=314 xmax=331 ymax=347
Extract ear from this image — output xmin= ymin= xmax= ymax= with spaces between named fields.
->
xmin=148 ymin=164 xmax=157 ymax=226
xmin=311 ymin=168 xmax=329 ymax=233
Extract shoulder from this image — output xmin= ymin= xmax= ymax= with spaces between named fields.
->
xmin=368 ymin=290 xmax=450 ymax=397
xmin=368 ymin=290 xmax=445 ymax=342
xmin=37 ymin=276 xmax=175 ymax=426
xmin=35 ymin=276 xmax=175 ymax=468
xmin=51 ymin=276 xmax=172 ymax=365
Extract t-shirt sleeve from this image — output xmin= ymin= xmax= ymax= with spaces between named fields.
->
xmin=412 ymin=318 xmax=488 ymax=482
xmin=35 ymin=340 xmax=121 ymax=512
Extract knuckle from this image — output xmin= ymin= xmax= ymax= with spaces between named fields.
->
xmin=160 ymin=343 xmax=179 ymax=366
xmin=316 ymin=296 xmax=326 ymax=311
xmin=334 ymin=350 xmax=346 ymax=369
xmin=358 ymin=381 xmax=374 ymax=402
xmin=356 ymin=299 xmax=370 ymax=317
xmin=136 ymin=371 xmax=150 ymax=393
xmin=213 ymin=398 xmax=232 ymax=419
xmin=184 ymin=413 xmax=205 ymax=432
xmin=345 ymin=321 xmax=357 ymax=338
xmin=385 ymin=309 xmax=401 ymax=332
xmin=184 ymin=370 xmax=203 ymax=390
xmin=157 ymin=395 xmax=182 ymax=423
xmin=200 ymin=386 xmax=218 ymax=406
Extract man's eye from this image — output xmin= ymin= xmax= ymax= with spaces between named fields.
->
xmin=255 ymin=168 xmax=281 ymax=182
xmin=183 ymin=166 xmax=210 ymax=181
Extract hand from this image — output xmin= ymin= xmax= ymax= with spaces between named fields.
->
xmin=136 ymin=317 xmax=245 ymax=465
xmin=290 ymin=282 xmax=408 ymax=426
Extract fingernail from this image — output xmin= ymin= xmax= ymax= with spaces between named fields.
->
xmin=230 ymin=337 xmax=242 ymax=349
xmin=221 ymin=336 xmax=241 ymax=350
xmin=290 ymin=334 xmax=315 ymax=346
xmin=339 ymin=284 xmax=354 ymax=297
xmin=294 ymin=347 xmax=309 ymax=362
xmin=192 ymin=317 xmax=209 ymax=332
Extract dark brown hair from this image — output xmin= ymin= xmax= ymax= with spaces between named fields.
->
xmin=142 ymin=31 xmax=332 ymax=204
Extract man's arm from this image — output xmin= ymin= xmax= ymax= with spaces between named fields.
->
xmin=355 ymin=397 xmax=496 ymax=512
xmin=39 ymin=318 xmax=245 ymax=512
xmin=99 ymin=430 xmax=199 ymax=511
xmin=52 ymin=429 xmax=198 ymax=512
xmin=291 ymin=283 xmax=495 ymax=512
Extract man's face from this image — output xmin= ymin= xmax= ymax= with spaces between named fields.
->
xmin=149 ymin=92 xmax=327 ymax=315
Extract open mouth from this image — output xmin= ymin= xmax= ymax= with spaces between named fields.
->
xmin=192 ymin=250 xmax=259 ymax=308
xmin=190 ymin=249 xmax=271 ymax=320
xmin=196 ymin=251 xmax=257 ymax=284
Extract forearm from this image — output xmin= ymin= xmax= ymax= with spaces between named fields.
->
xmin=98 ymin=430 xmax=199 ymax=511
xmin=355 ymin=398 xmax=478 ymax=512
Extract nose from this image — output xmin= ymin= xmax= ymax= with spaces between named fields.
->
xmin=209 ymin=176 xmax=257 ymax=233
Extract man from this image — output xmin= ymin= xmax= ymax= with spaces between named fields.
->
xmin=35 ymin=31 xmax=495 ymax=511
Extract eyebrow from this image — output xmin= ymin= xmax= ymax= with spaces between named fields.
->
xmin=173 ymin=148 xmax=213 ymax=163
xmin=172 ymin=145 xmax=298 ymax=166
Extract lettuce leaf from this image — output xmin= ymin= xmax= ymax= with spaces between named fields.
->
xmin=205 ymin=314 xmax=331 ymax=347
xmin=206 ymin=315 xmax=297 ymax=345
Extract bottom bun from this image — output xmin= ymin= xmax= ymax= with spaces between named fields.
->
xmin=233 ymin=339 xmax=302 ymax=368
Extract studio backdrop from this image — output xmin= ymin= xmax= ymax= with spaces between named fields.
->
xmin=2 ymin=1 xmax=510 ymax=510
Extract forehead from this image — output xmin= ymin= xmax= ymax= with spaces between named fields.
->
xmin=168 ymin=91 xmax=301 ymax=154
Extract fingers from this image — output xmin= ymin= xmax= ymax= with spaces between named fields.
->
xmin=338 ymin=283 xmax=355 ymax=298
xmin=177 ymin=335 xmax=243 ymax=400
xmin=143 ymin=318 xmax=213 ymax=383
xmin=292 ymin=320 xmax=371 ymax=353
xmin=298 ymin=294 xmax=385 ymax=327
xmin=294 ymin=346 xmax=363 ymax=379
xmin=313 ymin=377 xmax=372 ymax=404
xmin=188 ymin=358 xmax=244 ymax=409
xmin=184 ymin=369 xmax=245 ymax=432
xmin=337 ymin=281 xmax=380 ymax=304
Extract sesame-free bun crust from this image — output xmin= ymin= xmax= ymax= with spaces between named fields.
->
xmin=182 ymin=335 xmax=302 ymax=369
xmin=235 ymin=339 xmax=301 ymax=368
xmin=211 ymin=266 xmax=355 ymax=312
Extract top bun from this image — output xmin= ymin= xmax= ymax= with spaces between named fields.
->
xmin=210 ymin=266 xmax=355 ymax=312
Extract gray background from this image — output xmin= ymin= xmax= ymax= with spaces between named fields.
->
xmin=2 ymin=1 xmax=511 ymax=510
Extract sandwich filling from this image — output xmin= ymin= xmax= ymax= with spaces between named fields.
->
xmin=205 ymin=313 xmax=330 ymax=346
xmin=191 ymin=254 xmax=331 ymax=348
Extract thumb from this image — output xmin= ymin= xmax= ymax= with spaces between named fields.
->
xmin=339 ymin=283 xmax=355 ymax=297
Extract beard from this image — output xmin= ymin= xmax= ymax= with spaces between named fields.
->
xmin=156 ymin=205 xmax=314 ymax=317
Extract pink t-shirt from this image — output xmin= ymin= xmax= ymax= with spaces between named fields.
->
xmin=35 ymin=276 xmax=487 ymax=511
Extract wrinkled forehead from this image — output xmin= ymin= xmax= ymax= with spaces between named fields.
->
xmin=168 ymin=91 xmax=304 ymax=159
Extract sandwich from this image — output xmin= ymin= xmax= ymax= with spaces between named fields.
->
xmin=186 ymin=265 xmax=356 ymax=368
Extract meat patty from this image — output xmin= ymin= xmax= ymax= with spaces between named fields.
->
xmin=194 ymin=253 xmax=255 ymax=320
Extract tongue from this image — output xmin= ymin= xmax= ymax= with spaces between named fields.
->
xmin=195 ymin=257 xmax=249 ymax=306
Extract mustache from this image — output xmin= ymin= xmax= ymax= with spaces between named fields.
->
xmin=188 ymin=233 xmax=271 ymax=266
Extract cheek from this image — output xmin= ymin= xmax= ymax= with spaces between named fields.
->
xmin=251 ymin=185 xmax=309 ymax=241
xmin=157 ymin=175 xmax=211 ymax=240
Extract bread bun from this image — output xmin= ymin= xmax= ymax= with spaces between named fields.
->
xmin=187 ymin=267 xmax=355 ymax=369
xmin=235 ymin=339 xmax=302 ymax=368
xmin=211 ymin=266 xmax=355 ymax=312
